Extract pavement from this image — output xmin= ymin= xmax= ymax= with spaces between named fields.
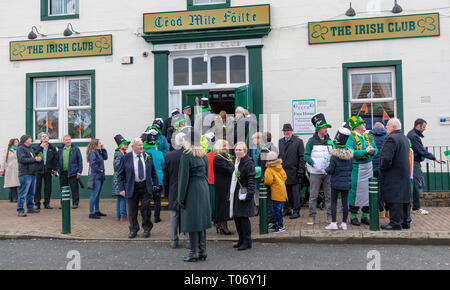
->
xmin=0 ymin=199 xmax=449 ymax=245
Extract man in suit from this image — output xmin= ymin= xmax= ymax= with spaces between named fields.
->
xmin=379 ymin=119 xmax=412 ymax=230
xmin=117 ymin=138 xmax=159 ymax=239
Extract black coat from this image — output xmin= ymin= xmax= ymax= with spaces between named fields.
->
xmin=213 ymin=153 xmax=234 ymax=222
xmin=278 ymin=136 xmax=305 ymax=184
xmin=33 ymin=143 xmax=58 ymax=174
xmin=379 ymin=130 xmax=412 ymax=204
xmin=17 ymin=143 xmax=39 ymax=177
xmin=163 ymin=148 xmax=183 ymax=211
xmin=325 ymin=148 xmax=353 ymax=191
xmin=232 ymin=155 xmax=256 ymax=218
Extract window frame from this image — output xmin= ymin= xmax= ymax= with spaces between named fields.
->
xmin=26 ymin=70 xmax=95 ymax=147
xmin=41 ymin=0 xmax=79 ymax=21
xmin=187 ymin=0 xmax=230 ymax=11
xmin=342 ymin=60 xmax=404 ymax=130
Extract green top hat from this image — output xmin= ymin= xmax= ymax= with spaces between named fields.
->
xmin=347 ymin=115 xmax=366 ymax=130
xmin=311 ymin=112 xmax=332 ymax=130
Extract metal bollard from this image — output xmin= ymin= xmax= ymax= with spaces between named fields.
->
xmin=368 ymin=177 xmax=379 ymax=231
xmin=258 ymin=182 xmax=268 ymax=235
xmin=61 ymin=186 xmax=71 ymax=234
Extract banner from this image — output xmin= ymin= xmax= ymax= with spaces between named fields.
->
xmin=308 ymin=13 xmax=439 ymax=44
xmin=293 ymin=99 xmax=316 ymax=135
xmin=144 ymin=5 xmax=270 ymax=33
xmin=10 ymin=35 xmax=112 ymax=61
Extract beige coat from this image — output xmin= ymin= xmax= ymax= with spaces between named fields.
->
xmin=1 ymin=148 xmax=20 ymax=188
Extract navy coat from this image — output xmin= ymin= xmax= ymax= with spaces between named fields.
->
xmin=88 ymin=149 xmax=108 ymax=181
xmin=369 ymin=126 xmax=387 ymax=170
xmin=325 ymin=148 xmax=353 ymax=191
xmin=56 ymin=145 xmax=83 ymax=177
xmin=117 ymin=151 xmax=159 ymax=199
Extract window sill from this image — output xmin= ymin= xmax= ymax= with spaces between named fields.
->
xmin=41 ymin=14 xmax=79 ymax=21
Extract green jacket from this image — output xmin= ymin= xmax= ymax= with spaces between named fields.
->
xmin=177 ymin=152 xmax=212 ymax=233
xmin=345 ymin=131 xmax=378 ymax=164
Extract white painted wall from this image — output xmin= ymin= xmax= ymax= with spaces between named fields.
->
xmin=0 ymin=0 xmax=449 ymax=176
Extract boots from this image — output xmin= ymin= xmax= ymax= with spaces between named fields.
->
xmin=184 ymin=232 xmax=199 ymax=262
xmin=198 ymin=231 xmax=207 ymax=261
xmin=289 ymin=209 xmax=300 ymax=219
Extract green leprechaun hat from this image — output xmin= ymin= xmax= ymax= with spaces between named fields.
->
xmin=311 ymin=112 xmax=332 ymax=130
xmin=347 ymin=115 xmax=366 ymax=130
xmin=114 ymin=134 xmax=131 ymax=150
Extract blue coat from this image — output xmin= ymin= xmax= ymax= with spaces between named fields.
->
xmin=325 ymin=148 xmax=353 ymax=191
xmin=144 ymin=148 xmax=164 ymax=185
xmin=156 ymin=135 xmax=170 ymax=155
xmin=369 ymin=127 xmax=387 ymax=170
xmin=88 ymin=149 xmax=108 ymax=181
xmin=57 ymin=145 xmax=83 ymax=177
xmin=116 ymin=151 xmax=159 ymax=199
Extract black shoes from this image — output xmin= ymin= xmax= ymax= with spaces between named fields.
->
xmin=401 ymin=223 xmax=411 ymax=229
xmin=154 ymin=218 xmax=162 ymax=223
xmin=35 ymin=203 xmax=41 ymax=210
xmin=350 ymin=218 xmax=360 ymax=226
xmin=184 ymin=255 xmax=199 ymax=262
xmin=27 ymin=208 xmax=40 ymax=214
xmin=89 ymin=214 xmax=100 ymax=219
xmin=289 ymin=210 xmax=300 ymax=219
xmin=381 ymin=224 xmax=402 ymax=231
xmin=95 ymin=211 xmax=107 ymax=217
xmin=128 ymin=232 xmax=137 ymax=239
xmin=143 ymin=231 xmax=151 ymax=238
xmin=282 ymin=209 xmax=292 ymax=217
xmin=72 ymin=204 xmax=79 ymax=209
xmin=361 ymin=217 xmax=370 ymax=225
xmin=44 ymin=204 xmax=53 ymax=209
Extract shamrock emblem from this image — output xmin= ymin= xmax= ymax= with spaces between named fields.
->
xmin=311 ymin=24 xmax=329 ymax=40
xmin=417 ymin=17 xmax=436 ymax=33
xmin=12 ymin=43 xmax=26 ymax=57
xmin=95 ymin=37 xmax=111 ymax=53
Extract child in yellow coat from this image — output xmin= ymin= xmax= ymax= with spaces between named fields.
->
xmin=264 ymin=151 xmax=288 ymax=233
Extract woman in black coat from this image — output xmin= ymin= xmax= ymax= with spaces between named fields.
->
xmin=230 ymin=142 xmax=256 ymax=251
xmin=213 ymin=140 xmax=234 ymax=235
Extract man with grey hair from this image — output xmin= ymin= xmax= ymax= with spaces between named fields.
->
xmin=379 ymin=118 xmax=412 ymax=230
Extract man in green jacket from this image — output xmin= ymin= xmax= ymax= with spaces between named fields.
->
xmin=346 ymin=116 xmax=378 ymax=226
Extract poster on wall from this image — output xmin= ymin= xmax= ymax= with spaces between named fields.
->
xmin=440 ymin=115 xmax=450 ymax=125
xmin=292 ymin=99 xmax=316 ymax=135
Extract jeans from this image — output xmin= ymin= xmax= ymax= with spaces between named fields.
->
xmin=89 ymin=179 xmax=103 ymax=214
xmin=116 ymin=196 xmax=127 ymax=218
xmin=272 ymin=200 xmax=284 ymax=228
xmin=412 ymin=162 xmax=423 ymax=210
xmin=17 ymin=175 xmax=36 ymax=213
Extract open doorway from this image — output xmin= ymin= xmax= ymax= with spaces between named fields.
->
xmin=209 ymin=90 xmax=235 ymax=114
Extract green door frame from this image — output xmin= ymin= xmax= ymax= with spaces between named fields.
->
xmin=342 ymin=60 xmax=404 ymax=130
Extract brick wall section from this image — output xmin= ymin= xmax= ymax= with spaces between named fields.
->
xmin=421 ymin=192 xmax=450 ymax=207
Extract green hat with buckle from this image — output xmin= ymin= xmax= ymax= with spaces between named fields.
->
xmin=347 ymin=115 xmax=366 ymax=130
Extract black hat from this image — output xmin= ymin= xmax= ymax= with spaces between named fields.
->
xmin=328 ymin=127 xmax=351 ymax=148
xmin=114 ymin=134 xmax=130 ymax=150
xmin=152 ymin=118 xmax=164 ymax=134
xmin=311 ymin=112 xmax=332 ymax=129
xmin=282 ymin=123 xmax=293 ymax=131
xmin=341 ymin=121 xmax=351 ymax=130
xmin=201 ymin=98 xmax=211 ymax=111
xmin=142 ymin=129 xmax=159 ymax=148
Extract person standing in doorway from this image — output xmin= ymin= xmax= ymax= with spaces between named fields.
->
xmin=407 ymin=118 xmax=443 ymax=215
xmin=1 ymin=138 xmax=20 ymax=202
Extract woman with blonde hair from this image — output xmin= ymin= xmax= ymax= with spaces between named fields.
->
xmin=213 ymin=139 xmax=234 ymax=235
xmin=86 ymin=139 xmax=108 ymax=219
xmin=178 ymin=136 xmax=211 ymax=262
xmin=0 ymin=138 xmax=20 ymax=202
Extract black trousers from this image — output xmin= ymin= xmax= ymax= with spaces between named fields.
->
xmin=59 ymin=171 xmax=79 ymax=206
xmin=127 ymin=181 xmax=153 ymax=233
xmin=349 ymin=205 xmax=369 ymax=214
xmin=8 ymin=187 xmax=18 ymax=202
xmin=386 ymin=203 xmax=411 ymax=228
xmin=35 ymin=172 xmax=52 ymax=206
xmin=331 ymin=189 xmax=349 ymax=223
xmin=284 ymin=184 xmax=300 ymax=211
xmin=234 ymin=217 xmax=252 ymax=246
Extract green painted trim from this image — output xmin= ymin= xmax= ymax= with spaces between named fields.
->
xmin=26 ymin=70 xmax=96 ymax=142
xmin=308 ymin=13 xmax=440 ymax=45
xmin=342 ymin=60 xmax=403 ymax=130
xmin=153 ymin=51 xmax=170 ymax=119
xmin=41 ymin=0 xmax=79 ymax=21
xmin=247 ymin=45 xmax=263 ymax=119
xmin=187 ymin=0 xmax=230 ymax=11
xmin=142 ymin=26 xmax=270 ymax=44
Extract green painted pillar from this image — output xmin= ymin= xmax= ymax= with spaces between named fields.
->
xmin=246 ymin=45 xmax=264 ymax=119
xmin=152 ymin=50 xmax=170 ymax=119
xmin=368 ymin=177 xmax=380 ymax=231
xmin=61 ymin=186 xmax=71 ymax=234
xmin=258 ymin=182 xmax=268 ymax=235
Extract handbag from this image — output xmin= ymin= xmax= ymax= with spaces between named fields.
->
xmin=87 ymin=167 xmax=94 ymax=190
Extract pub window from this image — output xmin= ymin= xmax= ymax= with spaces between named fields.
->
xmin=230 ymin=55 xmax=246 ymax=83
xmin=33 ymin=76 xmax=92 ymax=141
xmin=348 ymin=67 xmax=396 ymax=130
xmin=192 ymin=57 xmax=208 ymax=85
xmin=194 ymin=0 xmax=226 ymax=5
xmin=211 ymin=56 xmax=227 ymax=84
xmin=173 ymin=58 xmax=189 ymax=86
xmin=49 ymin=0 xmax=76 ymax=16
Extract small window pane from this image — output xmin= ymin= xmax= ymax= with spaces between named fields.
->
xmin=211 ymin=56 xmax=226 ymax=84
xmin=192 ymin=57 xmax=207 ymax=85
xmin=194 ymin=0 xmax=226 ymax=4
xmin=174 ymin=58 xmax=189 ymax=86
xmin=69 ymin=80 xmax=79 ymax=106
xmin=350 ymin=102 xmax=395 ymax=130
xmin=230 ymin=55 xmax=246 ymax=83
xmin=372 ymin=73 xmax=392 ymax=99
xmin=351 ymin=74 xmax=371 ymax=100
xmin=68 ymin=109 xmax=92 ymax=139
xmin=36 ymin=81 xmax=57 ymax=108
xmin=50 ymin=0 xmax=76 ymax=15
xmin=69 ymin=79 xmax=91 ymax=107
xmin=80 ymin=80 xmax=91 ymax=106
xmin=35 ymin=111 xmax=59 ymax=140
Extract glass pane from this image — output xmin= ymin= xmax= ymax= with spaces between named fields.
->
xmin=80 ymin=79 xmax=91 ymax=106
xmin=230 ymin=55 xmax=246 ymax=83
xmin=173 ymin=58 xmax=188 ymax=86
xmin=50 ymin=0 xmax=75 ymax=15
xmin=68 ymin=109 xmax=92 ymax=139
xmin=192 ymin=57 xmax=207 ymax=85
xmin=372 ymin=73 xmax=392 ymax=99
xmin=194 ymin=0 xmax=211 ymax=4
xmin=47 ymin=81 xmax=57 ymax=107
xmin=69 ymin=80 xmax=80 ymax=106
xmin=211 ymin=56 xmax=226 ymax=84
xmin=36 ymin=82 xmax=47 ymax=108
xmin=351 ymin=74 xmax=371 ymax=100
xmin=350 ymin=101 xmax=395 ymax=130
xmin=35 ymin=111 xmax=59 ymax=140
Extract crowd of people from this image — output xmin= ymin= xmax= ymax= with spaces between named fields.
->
xmin=0 ymin=96 xmax=443 ymax=262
